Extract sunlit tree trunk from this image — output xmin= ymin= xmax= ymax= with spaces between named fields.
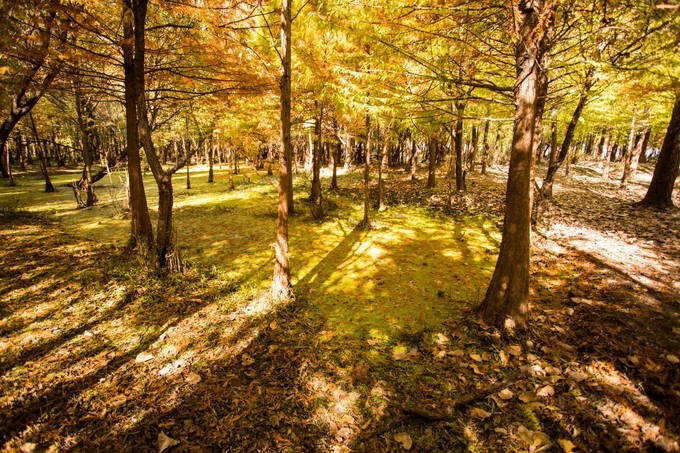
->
xmin=310 ymin=100 xmax=323 ymax=204
xmin=479 ymin=0 xmax=542 ymax=330
xmin=273 ymin=0 xmax=293 ymax=299
xmin=28 ymin=112 xmax=55 ymax=193
xmin=629 ymin=128 xmax=650 ymax=182
xmin=427 ymin=138 xmax=436 ymax=188
xmin=639 ymin=95 xmax=680 ymax=209
xmin=620 ymin=107 xmax=639 ymax=189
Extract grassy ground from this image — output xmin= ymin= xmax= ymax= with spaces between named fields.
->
xmin=0 ymin=162 xmax=678 ymax=452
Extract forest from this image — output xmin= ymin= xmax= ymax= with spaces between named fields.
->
xmin=0 ymin=0 xmax=679 ymax=451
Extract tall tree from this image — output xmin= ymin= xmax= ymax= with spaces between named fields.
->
xmin=478 ymin=0 xmax=545 ymax=329
xmin=639 ymin=94 xmax=680 ymax=209
xmin=273 ymin=0 xmax=293 ymax=299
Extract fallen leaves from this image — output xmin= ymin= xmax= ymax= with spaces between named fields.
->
xmin=135 ymin=352 xmax=154 ymax=363
xmin=158 ymin=431 xmax=179 ymax=452
xmin=393 ymin=432 xmax=413 ymax=449
xmin=470 ymin=407 xmax=492 ymax=419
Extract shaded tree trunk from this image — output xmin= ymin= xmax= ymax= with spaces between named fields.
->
xmin=639 ymin=95 xmax=680 ymax=209
xmin=310 ymin=101 xmax=323 ymax=205
xmin=629 ymin=128 xmax=650 ymax=182
xmin=620 ymin=107 xmax=639 ymax=189
xmin=121 ymin=0 xmax=153 ymax=250
xmin=427 ymin=138 xmax=436 ymax=188
xmin=479 ymin=0 xmax=543 ymax=330
xmin=28 ymin=112 xmax=55 ymax=192
xmin=208 ymin=142 xmax=214 ymax=183
xmin=481 ymin=120 xmax=490 ymax=175
xmin=454 ymin=102 xmax=465 ymax=191
xmin=362 ymin=116 xmax=371 ymax=226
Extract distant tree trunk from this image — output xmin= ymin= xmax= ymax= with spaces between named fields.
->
xmin=629 ymin=128 xmax=650 ymax=182
xmin=227 ymin=148 xmax=235 ymax=190
xmin=310 ymin=101 xmax=323 ymax=204
xmin=409 ymin=138 xmax=417 ymax=180
xmin=639 ymin=95 xmax=680 ymax=209
xmin=536 ymin=68 xmax=592 ymax=218
xmin=601 ymin=129 xmax=613 ymax=179
xmin=455 ymin=102 xmax=465 ymax=191
xmin=547 ymin=117 xmax=557 ymax=169
xmin=186 ymin=158 xmax=191 ymax=189
xmin=121 ymin=0 xmax=153 ymax=250
xmin=378 ymin=135 xmax=388 ymax=209
xmin=427 ymin=138 xmax=436 ymax=188
xmin=267 ymin=145 xmax=273 ymax=176
xmin=4 ymin=142 xmax=15 ymax=186
xmin=208 ymin=142 xmax=214 ymax=183
xmin=362 ymin=116 xmax=371 ymax=225
xmin=273 ymin=0 xmax=292 ymax=299
xmin=28 ymin=112 xmax=55 ymax=193
xmin=74 ymin=88 xmax=97 ymax=206
xmin=481 ymin=120 xmax=490 ymax=175
xmin=620 ymin=107 xmax=639 ymax=189
xmin=330 ymin=118 xmax=339 ymax=190
xmin=479 ymin=0 xmax=543 ymax=330
xmin=469 ymin=125 xmax=478 ymax=172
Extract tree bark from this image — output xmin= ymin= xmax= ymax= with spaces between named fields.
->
xmin=121 ymin=0 xmax=153 ymax=250
xmin=620 ymin=107 xmax=639 ymax=189
xmin=273 ymin=0 xmax=293 ymax=299
xmin=427 ymin=138 xmax=436 ymax=188
xmin=362 ymin=116 xmax=371 ymax=226
xmin=478 ymin=0 xmax=542 ymax=330
xmin=639 ymin=95 xmax=680 ymax=209
xmin=481 ymin=120 xmax=490 ymax=175
xmin=454 ymin=102 xmax=465 ymax=191
xmin=310 ymin=101 xmax=323 ymax=205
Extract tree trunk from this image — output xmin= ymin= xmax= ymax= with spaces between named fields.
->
xmin=28 ymin=113 xmax=55 ymax=193
xmin=378 ymin=135 xmax=388 ymax=209
xmin=74 ymin=89 xmax=97 ymax=206
xmin=273 ymin=0 xmax=292 ymax=299
xmin=362 ymin=116 xmax=371 ymax=225
xmin=156 ymin=177 xmax=174 ymax=268
xmin=208 ymin=142 xmax=214 ymax=183
xmin=639 ymin=95 xmax=680 ymax=209
xmin=601 ymin=129 xmax=613 ymax=179
xmin=469 ymin=125 xmax=478 ymax=172
xmin=620 ymin=107 xmax=639 ymax=189
xmin=479 ymin=0 xmax=542 ymax=330
xmin=455 ymin=102 xmax=465 ymax=191
xmin=121 ymin=0 xmax=153 ymax=250
xmin=481 ymin=120 xmax=490 ymax=175
xmin=310 ymin=101 xmax=323 ymax=204
xmin=427 ymin=138 xmax=436 ymax=188
xmin=629 ymin=128 xmax=650 ymax=182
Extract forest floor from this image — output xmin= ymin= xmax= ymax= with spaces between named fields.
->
xmin=0 ymin=161 xmax=678 ymax=452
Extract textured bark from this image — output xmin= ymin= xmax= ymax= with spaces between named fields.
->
xmin=310 ymin=101 xmax=323 ymax=205
xmin=121 ymin=0 xmax=153 ymax=250
xmin=469 ymin=125 xmax=478 ymax=172
xmin=273 ymin=0 xmax=292 ymax=299
xmin=74 ymin=88 xmax=97 ymax=206
xmin=629 ymin=128 xmax=650 ymax=182
xmin=639 ymin=95 xmax=680 ymax=209
xmin=478 ymin=0 xmax=541 ymax=330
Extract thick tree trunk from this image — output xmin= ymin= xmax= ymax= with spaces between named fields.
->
xmin=121 ymin=0 xmax=153 ymax=250
xmin=639 ymin=95 xmax=680 ymax=209
xmin=273 ymin=0 xmax=292 ymax=299
xmin=479 ymin=0 xmax=542 ymax=330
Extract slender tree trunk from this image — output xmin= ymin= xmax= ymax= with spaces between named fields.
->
xmin=121 ymin=0 xmax=153 ymax=250
xmin=208 ymin=142 xmax=214 ymax=183
xmin=479 ymin=0 xmax=543 ymax=330
xmin=362 ymin=116 xmax=371 ymax=225
xmin=273 ymin=0 xmax=292 ymax=299
xmin=378 ymin=134 xmax=388 ymax=209
xmin=74 ymin=90 xmax=97 ymax=206
xmin=409 ymin=138 xmax=417 ymax=180
xmin=620 ymin=107 xmax=639 ymax=189
xmin=4 ymin=142 xmax=15 ymax=186
xmin=469 ymin=125 xmax=478 ymax=173
xmin=481 ymin=120 xmax=490 ymax=175
xmin=455 ymin=102 xmax=465 ymax=191
xmin=629 ymin=128 xmax=650 ymax=182
xmin=427 ymin=138 xmax=436 ymax=188
xmin=601 ymin=129 xmax=613 ymax=179
xmin=28 ymin=112 xmax=55 ymax=193
xmin=639 ymin=95 xmax=680 ymax=209
xmin=310 ymin=101 xmax=323 ymax=204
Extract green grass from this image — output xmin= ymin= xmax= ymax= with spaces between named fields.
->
xmin=1 ymin=165 xmax=500 ymax=343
